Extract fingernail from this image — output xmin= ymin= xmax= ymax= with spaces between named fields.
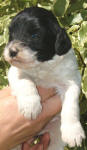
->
xmin=39 ymin=144 xmax=43 ymax=150
xmin=27 ymin=138 xmax=34 ymax=144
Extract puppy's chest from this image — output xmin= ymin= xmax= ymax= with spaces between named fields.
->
xmin=22 ymin=50 xmax=77 ymax=88
xmin=24 ymin=63 xmax=61 ymax=88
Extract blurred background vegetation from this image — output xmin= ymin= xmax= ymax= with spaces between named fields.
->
xmin=0 ymin=0 xmax=87 ymax=149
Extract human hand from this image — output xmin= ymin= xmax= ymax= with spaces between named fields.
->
xmin=22 ymin=133 xmax=50 ymax=150
xmin=0 ymin=87 xmax=61 ymax=150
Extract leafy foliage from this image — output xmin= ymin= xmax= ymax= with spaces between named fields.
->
xmin=0 ymin=0 xmax=87 ymax=149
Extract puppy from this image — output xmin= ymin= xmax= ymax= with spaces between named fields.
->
xmin=4 ymin=7 xmax=85 ymax=150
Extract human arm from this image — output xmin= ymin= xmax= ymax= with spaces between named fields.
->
xmin=0 ymin=87 xmax=61 ymax=150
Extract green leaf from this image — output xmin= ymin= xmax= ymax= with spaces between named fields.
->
xmin=78 ymin=21 xmax=87 ymax=47
xmin=67 ymin=0 xmax=84 ymax=14
xmin=82 ymin=67 xmax=87 ymax=98
xmin=80 ymin=95 xmax=87 ymax=115
xmin=83 ymin=76 xmax=87 ymax=92
xmin=68 ymin=25 xmax=80 ymax=33
xmin=83 ymin=2 xmax=87 ymax=9
xmin=71 ymin=13 xmax=83 ymax=24
xmin=53 ymin=0 xmax=69 ymax=17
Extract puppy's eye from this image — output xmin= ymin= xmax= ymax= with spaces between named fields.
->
xmin=31 ymin=34 xmax=39 ymax=38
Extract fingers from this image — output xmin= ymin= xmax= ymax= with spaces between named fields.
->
xmin=0 ymin=86 xmax=55 ymax=101
xmin=37 ymin=86 xmax=56 ymax=102
xmin=22 ymin=133 xmax=50 ymax=150
xmin=23 ymin=143 xmax=43 ymax=150
xmin=40 ymin=133 xmax=50 ymax=150
xmin=0 ymin=87 xmax=11 ymax=98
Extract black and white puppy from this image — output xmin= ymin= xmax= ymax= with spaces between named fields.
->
xmin=4 ymin=7 xmax=85 ymax=150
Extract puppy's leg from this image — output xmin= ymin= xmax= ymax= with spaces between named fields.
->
xmin=59 ymin=81 xmax=85 ymax=147
xmin=41 ymin=118 xmax=64 ymax=150
xmin=8 ymin=66 xmax=42 ymax=119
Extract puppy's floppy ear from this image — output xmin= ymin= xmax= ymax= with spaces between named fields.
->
xmin=55 ymin=28 xmax=71 ymax=56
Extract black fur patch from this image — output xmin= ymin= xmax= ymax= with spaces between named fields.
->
xmin=9 ymin=7 xmax=71 ymax=61
xmin=55 ymin=28 xmax=71 ymax=56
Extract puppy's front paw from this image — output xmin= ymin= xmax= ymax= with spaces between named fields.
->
xmin=61 ymin=122 xmax=85 ymax=147
xmin=18 ymin=95 xmax=42 ymax=119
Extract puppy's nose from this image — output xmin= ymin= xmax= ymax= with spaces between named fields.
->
xmin=9 ymin=49 xmax=18 ymax=58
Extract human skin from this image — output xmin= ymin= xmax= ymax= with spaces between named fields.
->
xmin=0 ymin=87 xmax=61 ymax=150
xmin=22 ymin=133 xmax=50 ymax=150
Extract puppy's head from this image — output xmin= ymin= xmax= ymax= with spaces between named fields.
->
xmin=4 ymin=7 xmax=71 ymax=69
